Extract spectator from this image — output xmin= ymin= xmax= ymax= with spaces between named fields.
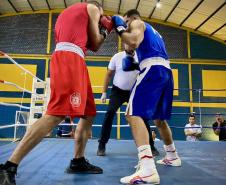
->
xmin=184 ymin=114 xmax=202 ymax=141
xmin=212 ymin=113 xmax=226 ymax=141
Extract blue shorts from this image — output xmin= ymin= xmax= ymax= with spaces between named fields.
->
xmin=126 ymin=65 xmax=173 ymax=120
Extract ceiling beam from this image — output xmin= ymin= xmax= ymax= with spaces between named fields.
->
xmin=149 ymin=0 xmax=160 ymax=19
xmin=179 ymin=0 xmax=204 ymax=26
xmin=210 ymin=23 xmax=226 ymax=36
xmin=63 ymin=0 xmax=67 ymax=8
xmin=195 ymin=2 xmax=226 ymax=31
xmin=135 ymin=0 xmax=141 ymax=10
xmin=27 ymin=0 xmax=35 ymax=11
xmin=45 ymin=0 xmax=51 ymax=10
xmin=118 ymin=0 xmax=122 ymax=14
xmin=7 ymin=0 xmax=19 ymax=13
xmin=164 ymin=0 xmax=181 ymax=22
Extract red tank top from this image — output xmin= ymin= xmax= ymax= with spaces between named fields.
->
xmin=55 ymin=3 xmax=89 ymax=53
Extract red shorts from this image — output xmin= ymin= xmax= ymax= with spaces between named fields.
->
xmin=46 ymin=51 xmax=96 ymax=117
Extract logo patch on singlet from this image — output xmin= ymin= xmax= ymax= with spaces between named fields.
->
xmin=70 ymin=92 xmax=81 ymax=107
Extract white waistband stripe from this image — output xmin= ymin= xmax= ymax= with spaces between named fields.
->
xmin=55 ymin=42 xmax=84 ymax=59
xmin=140 ymin=57 xmax=171 ymax=70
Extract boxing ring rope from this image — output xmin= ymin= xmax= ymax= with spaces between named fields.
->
xmin=174 ymin=88 xmax=226 ymax=91
xmin=0 ymin=51 xmax=47 ymax=141
xmin=0 ymin=79 xmax=45 ymax=110
xmin=0 ymin=119 xmax=224 ymax=129
xmin=0 ymin=86 xmax=226 ymax=122
xmin=198 ymin=89 xmax=202 ymax=127
xmin=0 ymin=52 xmax=226 ymax=141
xmin=0 ymin=102 xmax=31 ymax=110
xmin=1 ymin=83 xmax=222 ymax=114
xmin=0 ymin=92 xmax=225 ymax=141
xmin=0 ymin=51 xmax=44 ymax=83
xmin=0 ymin=79 xmax=32 ymax=94
xmin=0 ymin=79 xmax=44 ymax=99
xmin=0 ymin=51 xmax=46 ymax=110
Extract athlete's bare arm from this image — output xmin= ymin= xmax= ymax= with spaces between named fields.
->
xmin=121 ymin=20 xmax=145 ymax=50
xmin=87 ymin=4 xmax=105 ymax=51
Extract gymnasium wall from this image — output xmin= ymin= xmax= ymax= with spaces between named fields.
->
xmin=0 ymin=12 xmax=226 ymax=140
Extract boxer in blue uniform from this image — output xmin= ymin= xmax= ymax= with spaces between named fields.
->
xmin=112 ymin=10 xmax=181 ymax=184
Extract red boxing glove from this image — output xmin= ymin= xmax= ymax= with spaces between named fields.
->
xmin=99 ymin=16 xmax=113 ymax=38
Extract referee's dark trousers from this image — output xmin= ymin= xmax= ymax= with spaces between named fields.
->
xmin=98 ymin=85 xmax=155 ymax=148
xmin=99 ymin=85 xmax=129 ymax=144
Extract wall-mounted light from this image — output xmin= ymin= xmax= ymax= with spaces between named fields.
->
xmin=156 ymin=2 xmax=162 ymax=8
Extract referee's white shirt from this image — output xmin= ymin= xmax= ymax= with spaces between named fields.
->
xmin=108 ymin=51 xmax=139 ymax=91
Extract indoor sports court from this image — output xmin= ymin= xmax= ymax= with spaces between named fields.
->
xmin=0 ymin=0 xmax=226 ymax=185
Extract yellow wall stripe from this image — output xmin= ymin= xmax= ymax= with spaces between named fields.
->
xmin=187 ymin=30 xmax=191 ymax=59
xmin=0 ymin=55 xmax=49 ymax=59
xmin=2 ymin=98 xmax=226 ymax=108
xmin=202 ymin=70 xmax=226 ymax=97
xmin=0 ymin=138 xmax=14 ymax=141
xmin=1 ymin=55 xmax=225 ymax=65
xmin=45 ymin=59 xmax=49 ymax=79
xmin=117 ymin=108 xmax=121 ymax=139
xmin=0 ymin=64 xmax=37 ymax=92
xmin=47 ymin=12 xmax=52 ymax=54
xmin=171 ymin=60 xmax=226 ymax=65
xmin=188 ymin=63 xmax=193 ymax=112
xmin=0 ymin=9 xmax=64 ymax=18
xmin=174 ymin=102 xmax=226 ymax=108
xmin=116 ymin=36 xmax=122 ymax=139
xmin=0 ymin=98 xmax=31 ymax=103
xmin=118 ymin=37 xmax=122 ymax=52
xmin=172 ymin=69 xmax=179 ymax=96
xmin=95 ymin=101 xmax=226 ymax=108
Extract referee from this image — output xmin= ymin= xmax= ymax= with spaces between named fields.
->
xmin=97 ymin=50 xmax=159 ymax=156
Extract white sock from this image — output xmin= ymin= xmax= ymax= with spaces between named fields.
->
xmin=137 ymin=145 xmax=156 ymax=175
xmin=164 ymin=143 xmax=179 ymax=159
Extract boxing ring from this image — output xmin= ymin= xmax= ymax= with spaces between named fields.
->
xmin=0 ymin=52 xmax=226 ymax=185
xmin=0 ymin=139 xmax=226 ymax=185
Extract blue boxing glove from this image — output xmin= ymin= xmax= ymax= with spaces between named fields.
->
xmin=112 ymin=15 xmax=127 ymax=35
xmin=122 ymin=55 xmax=139 ymax=71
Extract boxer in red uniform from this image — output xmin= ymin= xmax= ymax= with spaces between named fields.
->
xmin=0 ymin=1 xmax=113 ymax=185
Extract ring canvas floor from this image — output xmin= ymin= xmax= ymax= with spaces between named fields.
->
xmin=0 ymin=138 xmax=225 ymax=185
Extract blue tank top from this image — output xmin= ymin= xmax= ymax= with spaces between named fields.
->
xmin=136 ymin=22 xmax=168 ymax=63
